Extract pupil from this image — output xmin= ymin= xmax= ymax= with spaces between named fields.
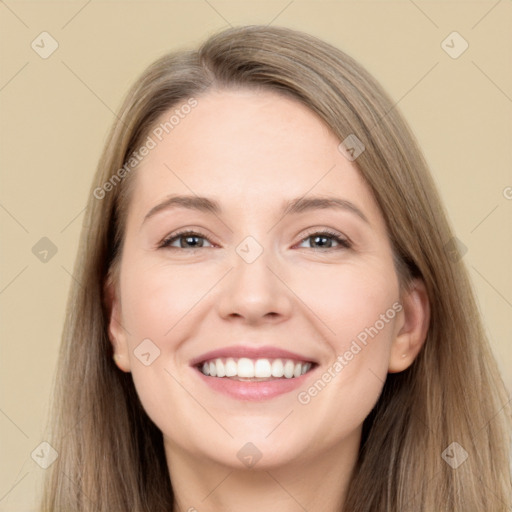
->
xmin=313 ymin=235 xmax=330 ymax=248
xmin=183 ymin=236 xmax=201 ymax=248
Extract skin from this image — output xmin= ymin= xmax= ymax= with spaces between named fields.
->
xmin=107 ymin=88 xmax=430 ymax=512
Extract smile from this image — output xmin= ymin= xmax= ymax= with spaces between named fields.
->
xmin=198 ymin=357 xmax=314 ymax=380
xmin=191 ymin=345 xmax=319 ymax=400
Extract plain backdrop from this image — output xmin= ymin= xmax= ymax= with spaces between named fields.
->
xmin=1 ymin=1 xmax=511 ymax=510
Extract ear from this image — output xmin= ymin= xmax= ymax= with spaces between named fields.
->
xmin=104 ymin=271 xmax=131 ymax=373
xmin=388 ymin=278 xmax=430 ymax=373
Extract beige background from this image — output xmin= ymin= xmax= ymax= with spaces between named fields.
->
xmin=1 ymin=1 xmax=511 ymax=509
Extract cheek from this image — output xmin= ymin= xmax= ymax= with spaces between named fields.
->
xmin=119 ymin=257 xmax=207 ymax=343
xmin=117 ymin=260 xmax=207 ymax=441
xmin=293 ymin=261 xmax=399 ymax=416
xmin=297 ymin=257 xmax=400 ymax=348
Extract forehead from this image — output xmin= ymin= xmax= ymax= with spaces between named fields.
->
xmin=127 ymin=88 xmax=384 ymax=228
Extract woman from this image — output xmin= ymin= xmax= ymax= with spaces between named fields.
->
xmin=40 ymin=25 xmax=511 ymax=511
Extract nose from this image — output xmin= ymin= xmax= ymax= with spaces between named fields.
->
xmin=216 ymin=247 xmax=293 ymax=325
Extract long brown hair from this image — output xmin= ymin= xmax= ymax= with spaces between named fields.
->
xmin=40 ymin=25 xmax=512 ymax=511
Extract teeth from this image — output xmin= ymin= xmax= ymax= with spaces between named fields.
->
xmin=237 ymin=358 xmax=254 ymax=378
xmin=199 ymin=357 xmax=313 ymax=379
xmin=255 ymin=359 xmax=272 ymax=378
xmin=283 ymin=360 xmax=295 ymax=379
xmin=216 ymin=359 xmax=226 ymax=378
xmin=271 ymin=359 xmax=284 ymax=377
xmin=225 ymin=357 xmax=237 ymax=377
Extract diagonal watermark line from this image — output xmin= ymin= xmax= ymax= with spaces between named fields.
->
xmin=111 ymin=315 xmax=132 ymax=338
xmin=471 ymin=266 xmax=512 ymax=308
xmin=0 ymin=472 xmax=29 ymax=503
xmin=371 ymin=62 xmax=439 ymax=132
xmin=265 ymin=265 xmax=336 ymax=335
xmin=164 ymin=367 xmax=234 ymax=438
xmin=368 ymin=367 xmax=385 ymax=384
xmin=408 ymin=0 xmax=439 ymax=28
xmin=265 ymin=409 xmax=294 ymax=438
xmin=0 ymin=0 xmax=29 ymax=28
xmin=472 ymin=61 xmax=512 ymax=104
xmin=265 ymin=470 xmax=308 ymax=511
xmin=266 ymin=164 xmax=337 ymax=234
xmin=470 ymin=396 xmax=511 ymax=441
xmin=471 ymin=265 xmax=512 ymax=307
xmin=0 ymin=62 xmax=29 ymax=92
xmin=394 ymin=61 xmax=439 ymax=105
xmin=473 ymin=470 xmax=512 ymax=509
xmin=61 ymin=0 xmax=92 ymax=29
xmin=60 ymin=265 xmax=84 ymax=290
xmin=10 ymin=462 xmax=30 ymax=494
xmin=60 ymin=205 xmax=86 ymax=233
xmin=471 ymin=0 xmax=502 ymax=30
xmin=402 ymin=469 xmax=443 ymax=510
xmin=61 ymin=61 xmax=123 ymax=121
xmin=470 ymin=204 xmax=499 ymax=233
xmin=62 ymin=471 xmax=99 ymax=511
xmin=0 ymin=407 xmax=29 ymax=438
xmin=61 ymin=405 xmax=94 ymax=439
xmin=0 ymin=203 xmax=29 ymax=233
xmin=267 ymin=0 xmax=295 ymax=26
xmin=201 ymin=470 xmax=234 ymax=502
xmin=164 ymin=163 xmax=233 ymax=233
xmin=164 ymin=268 xmax=233 ymax=336
xmin=202 ymin=0 xmax=232 ymax=27
xmin=0 ymin=265 xmax=28 ymax=295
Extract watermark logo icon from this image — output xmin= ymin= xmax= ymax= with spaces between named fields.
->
xmin=32 ymin=237 xmax=58 ymax=263
xmin=31 ymin=32 xmax=59 ymax=59
xmin=236 ymin=236 xmax=264 ymax=264
xmin=441 ymin=32 xmax=469 ymax=59
xmin=443 ymin=237 xmax=467 ymax=263
xmin=338 ymin=134 xmax=365 ymax=161
xmin=31 ymin=441 xmax=58 ymax=469
xmin=134 ymin=338 xmax=161 ymax=366
xmin=237 ymin=442 xmax=262 ymax=468
xmin=441 ymin=442 xmax=468 ymax=469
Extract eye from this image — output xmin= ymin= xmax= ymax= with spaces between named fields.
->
xmin=158 ymin=229 xmax=352 ymax=252
xmin=296 ymin=230 xmax=352 ymax=251
xmin=159 ymin=230 xmax=214 ymax=250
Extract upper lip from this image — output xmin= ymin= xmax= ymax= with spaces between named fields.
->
xmin=190 ymin=345 xmax=318 ymax=367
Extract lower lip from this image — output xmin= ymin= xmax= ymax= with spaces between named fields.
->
xmin=193 ymin=367 xmax=316 ymax=401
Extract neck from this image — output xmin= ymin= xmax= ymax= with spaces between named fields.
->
xmin=166 ymin=429 xmax=360 ymax=512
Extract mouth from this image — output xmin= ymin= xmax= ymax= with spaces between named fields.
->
xmin=196 ymin=357 xmax=316 ymax=381
xmin=190 ymin=345 xmax=319 ymax=400
xmin=193 ymin=355 xmax=318 ymax=401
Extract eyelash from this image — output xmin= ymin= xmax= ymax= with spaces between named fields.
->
xmin=158 ymin=229 xmax=352 ymax=252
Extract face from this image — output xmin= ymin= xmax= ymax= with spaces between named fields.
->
xmin=108 ymin=88 xmax=419 ymax=470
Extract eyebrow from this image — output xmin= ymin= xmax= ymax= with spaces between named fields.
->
xmin=143 ymin=194 xmax=370 ymax=225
